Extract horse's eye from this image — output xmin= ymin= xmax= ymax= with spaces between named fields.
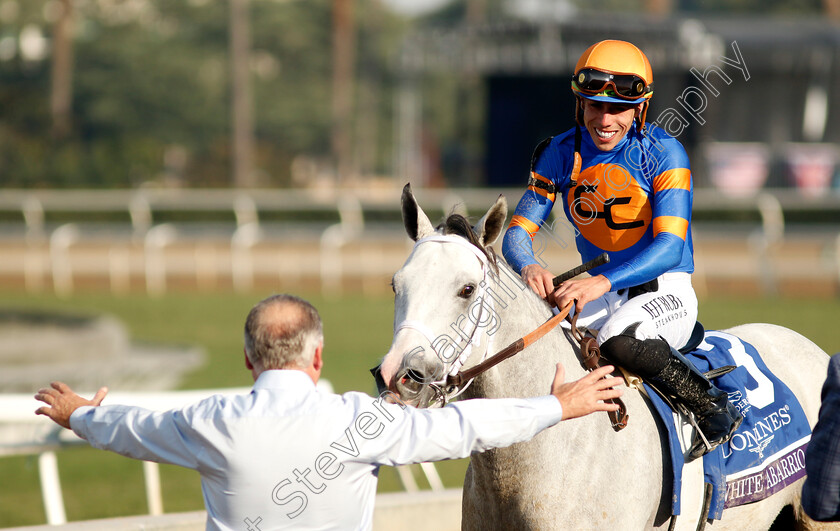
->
xmin=458 ymin=284 xmax=475 ymax=298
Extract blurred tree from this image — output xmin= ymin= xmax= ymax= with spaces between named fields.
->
xmin=230 ymin=0 xmax=256 ymax=187
xmin=0 ymin=0 xmax=232 ymax=186
xmin=0 ymin=0 xmax=405 ymax=188
xmin=826 ymin=0 xmax=840 ymax=20
xmin=6 ymin=0 xmax=827 ymax=189
xmin=50 ymin=0 xmax=73 ymax=139
xmin=332 ymin=0 xmax=354 ymax=183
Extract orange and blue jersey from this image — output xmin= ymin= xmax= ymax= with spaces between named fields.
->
xmin=502 ymin=123 xmax=694 ymax=291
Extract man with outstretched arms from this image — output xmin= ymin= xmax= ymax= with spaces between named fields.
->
xmin=502 ymin=39 xmax=741 ymax=460
xmin=35 ymin=294 xmax=622 ymax=531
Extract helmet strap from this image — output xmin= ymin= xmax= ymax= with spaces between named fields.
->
xmin=637 ymin=101 xmax=649 ymax=130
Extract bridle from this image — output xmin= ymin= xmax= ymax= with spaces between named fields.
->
xmin=393 ymin=234 xmax=577 ymax=408
xmin=440 ymin=297 xmax=628 ymax=431
xmin=393 ymin=234 xmax=498 ymax=407
xmin=391 ymin=236 xmax=628 ymax=430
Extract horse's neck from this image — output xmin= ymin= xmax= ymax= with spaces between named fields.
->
xmin=465 ymin=260 xmax=580 ymax=400
xmin=463 ymin=263 xmax=596 ymax=502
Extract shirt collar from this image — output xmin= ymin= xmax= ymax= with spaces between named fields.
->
xmin=252 ymin=369 xmax=316 ymax=392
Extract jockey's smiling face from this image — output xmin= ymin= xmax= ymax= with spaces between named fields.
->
xmin=582 ymin=99 xmax=641 ymax=152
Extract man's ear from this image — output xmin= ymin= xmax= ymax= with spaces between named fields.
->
xmin=244 ymin=349 xmax=254 ymax=371
xmin=312 ymin=343 xmax=324 ymax=372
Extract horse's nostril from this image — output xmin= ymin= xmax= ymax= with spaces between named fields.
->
xmin=392 ymin=354 xmax=446 ymax=407
xmin=398 ymin=370 xmax=425 ymax=395
xmin=405 ymin=368 xmax=426 ymax=383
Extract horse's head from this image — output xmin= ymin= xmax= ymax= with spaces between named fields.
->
xmin=376 ymin=183 xmax=508 ymax=408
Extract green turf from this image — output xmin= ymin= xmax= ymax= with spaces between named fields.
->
xmin=698 ymin=297 xmax=840 ymax=355
xmin=0 ymin=290 xmax=838 ymax=527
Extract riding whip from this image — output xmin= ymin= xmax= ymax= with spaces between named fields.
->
xmin=552 ymin=252 xmax=610 ymax=287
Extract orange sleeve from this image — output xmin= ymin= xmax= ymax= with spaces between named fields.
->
xmin=653 ymin=168 xmax=691 ymax=192
xmin=653 ymin=216 xmax=689 ymax=240
xmin=507 ymin=215 xmax=541 ymax=241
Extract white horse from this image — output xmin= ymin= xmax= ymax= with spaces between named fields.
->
xmin=377 ymin=185 xmax=837 ymax=530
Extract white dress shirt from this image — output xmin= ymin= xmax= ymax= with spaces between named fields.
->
xmin=70 ymin=370 xmax=563 ymax=531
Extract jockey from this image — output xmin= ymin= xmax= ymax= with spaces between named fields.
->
xmin=502 ymin=39 xmax=742 ymax=459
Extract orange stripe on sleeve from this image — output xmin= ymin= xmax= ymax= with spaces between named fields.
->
xmin=508 ymin=215 xmax=541 ymax=241
xmin=653 ymin=216 xmax=688 ymax=240
xmin=653 ymin=168 xmax=691 ymax=192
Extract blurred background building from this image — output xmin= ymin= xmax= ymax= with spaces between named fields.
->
xmin=401 ymin=16 xmax=840 ymax=195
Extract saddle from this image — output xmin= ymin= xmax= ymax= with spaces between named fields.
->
xmin=575 ymin=322 xmax=812 ymax=524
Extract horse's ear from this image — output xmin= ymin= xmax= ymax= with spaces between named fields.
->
xmin=474 ymin=194 xmax=508 ymax=247
xmin=401 ymin=183 xmax=435 ymax=242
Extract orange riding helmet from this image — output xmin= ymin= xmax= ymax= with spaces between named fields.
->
xmin=571 ymin=40 xmax=654 ymax=128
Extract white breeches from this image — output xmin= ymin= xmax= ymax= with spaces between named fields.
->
xmin=568 ymin=272 xmax=698 ymax=350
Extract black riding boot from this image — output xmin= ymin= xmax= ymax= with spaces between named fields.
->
xmin=650 ymin=348 xmax=743 ymax=460
xmin=601 ymin=329 xmax=743 ymax=460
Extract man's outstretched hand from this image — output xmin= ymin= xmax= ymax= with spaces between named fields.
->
xmin=35 ymin=382 xmax=108 ymax=429
xmin=551 ymin=363 xmax=623 ymax=421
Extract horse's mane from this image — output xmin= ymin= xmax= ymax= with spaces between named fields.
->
xmin=440 ymin=213 xmax=550 ymax=310
xmin=437 ymin=213 xmax=495 ymax=266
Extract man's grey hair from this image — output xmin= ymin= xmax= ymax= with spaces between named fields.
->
xmin=244 ymin=294 xmax=323 ymax=370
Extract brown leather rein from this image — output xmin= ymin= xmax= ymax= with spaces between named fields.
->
xmin=445 ymin=302 xmax=574 ymax=388
xmin=445 ymin=300 xmax=629 ymax=431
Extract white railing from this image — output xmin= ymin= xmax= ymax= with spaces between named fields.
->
xmin=0 ymin=187 xmax=839 ymax=296
xmin=0 ymin=388 xmax=248 ymax=526
xmin=2 ymin=187 xmax=839 ymax=228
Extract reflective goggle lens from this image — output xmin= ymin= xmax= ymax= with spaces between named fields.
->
xmin=573 ymin=69 xmax=650 ymax=99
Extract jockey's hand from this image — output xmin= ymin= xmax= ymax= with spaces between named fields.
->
xmin=551 ymin=274 xmax=611 ymax=312
xmin=35 ymin=382 xmax=108 ymax=430
xmin=551 ymin=363 xmax=623 ymax=420
xmin=520 ymin=263 xmax=557 ymax=302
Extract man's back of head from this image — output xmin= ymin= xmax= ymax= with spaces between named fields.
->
xmin=244 ymin=294 xmax=324 ymax=372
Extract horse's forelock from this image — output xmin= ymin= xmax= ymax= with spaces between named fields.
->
xmin=437 ymin=214 xmax=495 ymax=266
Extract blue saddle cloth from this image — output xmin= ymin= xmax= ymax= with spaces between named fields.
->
xmin=643 ymin=331 xmax=812 ymax=520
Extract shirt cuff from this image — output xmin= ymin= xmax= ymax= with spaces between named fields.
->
xmin=69 ymin=406 xmax=94 ymax=440
xmin=530 ymin=394 xmax=564 ymax=423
